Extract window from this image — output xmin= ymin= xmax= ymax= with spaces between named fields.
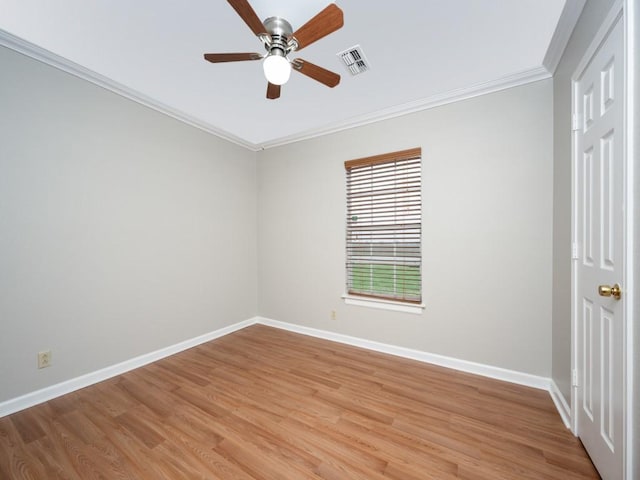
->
xmin=345 ymin=148 xmax=422 ymax=304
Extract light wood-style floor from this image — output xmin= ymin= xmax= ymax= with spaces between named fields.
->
xmin=0 ymin=324 xmax=599 ymax=479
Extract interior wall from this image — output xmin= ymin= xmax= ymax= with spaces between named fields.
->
xmin=257 ymin=79 xmax=554 ymax=377
xmin=0 ymin=45 xmax=258 ymax=403
xmin=551 ymin=0 xmax=617 ymax=404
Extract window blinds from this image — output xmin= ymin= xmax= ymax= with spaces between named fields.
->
xmin=345 ymin=148 xmax=422 ymax=303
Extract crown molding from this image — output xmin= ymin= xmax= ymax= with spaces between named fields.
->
xmin=543 ymin=0 xmax=587 ymax=74
xmin=0 ymin=29 xmax=261 ymax=152
xmin=257 ymin=66 xmax=552 ymax=150
xmin=2 ymin=28 xmax=553 ymax=153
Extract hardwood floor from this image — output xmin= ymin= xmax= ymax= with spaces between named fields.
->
xmin=0 ymin=324 xmax=599 ymax=479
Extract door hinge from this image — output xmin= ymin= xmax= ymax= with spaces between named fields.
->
xmin=572 ymin=242 xmax=579 ymax=260
xmin=572 ymin=369 xmax=579 ymax=387
xmin=572 ymin=114 xmax=581 ymax=131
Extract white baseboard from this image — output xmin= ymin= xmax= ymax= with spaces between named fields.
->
xmin=256 ymin=317 xmax=551 ymax=391
xmin=2 ymin=316 xmax=568 ymax=426
xmin=0 ymin=318 xmax=256 ymax=418
xmin=549 ymin=379 xmax=572 ymax=429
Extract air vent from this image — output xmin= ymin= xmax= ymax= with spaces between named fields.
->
xmin=337 ymin=45 xmax=370 ymax=76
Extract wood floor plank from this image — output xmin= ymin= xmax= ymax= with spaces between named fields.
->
xmin=115 ymin=406 xmax=167 ymax=449
xmin=162 ymin=421 xmax=256 ymax=480
xmin=9 ymin=409 xmax=48 ymax=444
xmin=0 ymin=418 xmax=49 ymax=479
xmin=0 ymin=324 xmax=600 ymax=479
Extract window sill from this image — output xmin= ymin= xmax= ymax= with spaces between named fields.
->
xmin=342 ymin=294 xmax=425 ymax=314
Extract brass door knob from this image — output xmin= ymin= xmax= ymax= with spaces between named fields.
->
xmin=598 ymin=283 xmax=621 ymax=300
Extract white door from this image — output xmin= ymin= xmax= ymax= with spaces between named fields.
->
xmin=574 ymin=15 xmax=624 ymax=480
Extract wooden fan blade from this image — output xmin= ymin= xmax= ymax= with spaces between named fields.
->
xmin=227 ymin=0 xmax=266 ymax=36
xmin=292 ymin=59 xmax=340 ymax=87
xmin=291 ymin=4 xmax=343 ymax=50
xmin=266 ymin=82 xmax=281 ymax=99
xmin=204 ymin=52 xmax=262 ymax=63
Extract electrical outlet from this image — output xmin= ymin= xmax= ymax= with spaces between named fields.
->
xmin=38 ymin=350 xmax=52 ymax=369
xmin=331 ymin=310 xmax=336 ymax=320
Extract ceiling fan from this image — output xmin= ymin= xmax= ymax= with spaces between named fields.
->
xmin=204 ymin=0 xmax=344 ymax=100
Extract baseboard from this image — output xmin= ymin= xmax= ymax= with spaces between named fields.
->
xmin=549 ymin=379 xmax=572 ymax=429
xmin=1 ymin=316 xmax=563 ymax=422
xmin=256 ymin=317 xmax=551 ymax=391
xmin=0 ymin=318 xmax=256 ymax=418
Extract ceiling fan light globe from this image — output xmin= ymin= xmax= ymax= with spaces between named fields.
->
xmin=263 ymin=54 xmax=291 ymax=85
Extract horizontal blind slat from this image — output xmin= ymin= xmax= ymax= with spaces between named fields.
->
xmin=347 ymin=171 xmax=422 ymax=184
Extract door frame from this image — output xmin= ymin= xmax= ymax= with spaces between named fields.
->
xmin=570 ymin=0 xmax=636 ymax=478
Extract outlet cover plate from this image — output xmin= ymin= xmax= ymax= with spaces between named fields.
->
xmin=38 ymin=350 xmax=52 ymax=369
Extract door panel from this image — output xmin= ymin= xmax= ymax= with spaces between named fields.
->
xmin=574 ymin=16 xmax=624 ymax=480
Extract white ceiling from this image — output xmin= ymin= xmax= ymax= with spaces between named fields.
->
xmin=1 ymin=1 xmax=568 ymax=149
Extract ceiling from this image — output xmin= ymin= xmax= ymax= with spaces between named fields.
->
xmin=0 ymin=1 xmax=570 ymax=150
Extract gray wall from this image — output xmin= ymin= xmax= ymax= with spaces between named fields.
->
xmin=258 ymin=79 xmax=554 ymax=377
xmin=0 ymin=45 xmax=258 ymax=403
xmin=551 ymin=0 xmax=617 ymax=404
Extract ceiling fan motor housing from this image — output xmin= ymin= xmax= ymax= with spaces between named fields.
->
xmin=263 ymin=17 xmax=295 ymax=56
